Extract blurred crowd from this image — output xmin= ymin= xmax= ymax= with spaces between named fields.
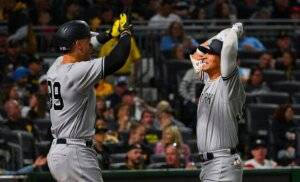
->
xmin=0 ymin=0 xmax=300 ymax=176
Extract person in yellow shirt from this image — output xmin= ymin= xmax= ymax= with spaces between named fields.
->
xmin=99 ymin=37 xmax=141 ymax=80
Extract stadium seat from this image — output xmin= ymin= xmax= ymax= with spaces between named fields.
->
xmin=271 ymin=81 xmax=300 ymax=95
xmin=186 ymin=140 xmax=198 ymax=154
xmin=246 ymin=103 xmax=278 ymax=136
xmin=245 ymin=94 xmax=257 ymax=104
xmin=103 ymin=143 xmax=122 ymax=154
xmin=110 ymin=153 xmax=126 ymax=163
xmin=17 ymin=131 xmax=35 ymax=165
xmin=263 ymin=70 xmax=286 ymax=83
xmin=292 ymin=104 xmax=300 ymax=115
xmin=35 ymin=141 xmax=51 ymax=156
xmin=34 ymin=119 xmax=51 ymax=141
xmin=150 ymin=154 xmax=166 ymax=163
xmin=147 ymin=162 xmax=167 ymax=169
xmin=7 ymin=142 xmax=23 ymax=170
xmin=293 ymin=115 xmax=300 ymax=123
xmin=2 ymin=130 xmax=35 ymax=165
xmin=255 ymin=92 xmax=290 ymax=105
xmin=293 ymin=70 xmax=300 ymax=81
xmin=109 ymin=162 xmax=127 ymax=170
xmin=240 ymin=58 xmax=259 ymax=68
xmin=292 ymin=93 xmax=300 ymax=104
xmin=180 ymin=129 xmax=194 ymax=142
xmin=190 ymin=153 xmax=201 ymax=163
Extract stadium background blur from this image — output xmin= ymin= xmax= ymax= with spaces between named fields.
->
xmin=0 ymin=0 xmax=300 ymax=180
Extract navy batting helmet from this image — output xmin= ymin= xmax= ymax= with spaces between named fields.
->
xmin=55 ymin=20 xmax=91 ymax=52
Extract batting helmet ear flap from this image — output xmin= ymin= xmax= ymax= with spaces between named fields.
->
xmin=55 ymin=20 xmax=91 ymax=53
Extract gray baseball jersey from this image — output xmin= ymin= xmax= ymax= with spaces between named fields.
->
xmin=197 ymin=29 xmax=245 ymax=153
xmin=47 ymin=56 xmax=104 ymax=139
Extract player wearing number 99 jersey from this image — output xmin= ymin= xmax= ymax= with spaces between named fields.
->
xmin=47 ymin=15 xmax=132 ymax=182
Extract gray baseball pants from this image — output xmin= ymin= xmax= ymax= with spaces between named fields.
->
xmin=199 ymin=153 xmax=242 ymax=182
xmin=47 ymin=139 xmax=103 ymax=182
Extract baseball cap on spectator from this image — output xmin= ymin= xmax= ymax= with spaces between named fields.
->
xmin=126 ymin=144 xmax=142 ymax=152
xmin=13 ymin=67 xmax=30 ymax=81
xmin=123 ymin=87 xmax=136 ymax=96
xmin=156 ymin=100 xmax=173 ymax=114
xmin=38 ymin=74 xmax=47 ymax=84
xmin=95 ymin=127 xmax=108 ymax=134
xmin=277 ymin=31 xmax=289 ymax=39
xmin=198 ymin=39 xmax=223 ymax=56
xmin=114 ymin=76 xmax=128 ymax=86
xmin=251 ymin=139 xmax=267 ymax=149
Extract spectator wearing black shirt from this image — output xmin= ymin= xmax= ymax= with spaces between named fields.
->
xmin=271 ymin=104 xmax=297 ymax=166
xmin=3 ymin=99 xmax=40 ymax=140
xmin=245 ymin=67 xmax=270 ymax=94
xmin=118 ymin=144 xmax=146 ymax=170
xmin=120 ymin=123 xmax=152 ymax=164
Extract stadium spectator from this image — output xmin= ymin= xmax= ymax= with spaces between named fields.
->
xmin=290 ymin=6 xmax=300 ymax=19
xmin=250 ymin=8 xmax=271 ymax=20
xmin=179 ymin=68 xmax=204 ymax=127
xmin=276 ymin=51 xmax=297 ymax=80
xmin=3 ymin=99 xmax=40 ymax=140
xmin=148 ymin=0 xmax=181 ymax=28
xmin=3 ymin=41 xmax=29 ymax=73
xmin=121 ymin=89 xmax=140 ymax=121
xmin=155 ymin=106 xmax=188 ymax=131
xmin=22 ymin=93 xmax=49 ymax=120
xmin=154 ymin=125 xmax=190 ymax=164
xmin=274 ymin=32 xmax=296 ymax=58
xmin=106 ymin=76 xmax=128 ymax=108
xmin=94 ymin=126 xmax=111 ymax=170
xmin=173 ymin=1 xmax=189 ymax=19
xmin=95 ymin=116 xmax=119 ymax=144
xmin=244 ymin=139 xmax=277 ymax=169
xmin=239 ymin=36 xmax=266 ymax=52
xmin=120 ymin=123 xmax=152 ymax=163
xmin=37 ymin=75 xmax=48 ymax=96
xmin=258 ymin=52 xmax=276 ymax=70
xmin=0 ymin=155 xmax=47 ymax=175
xmin=111 ymin=103 xmax=133 ymax=133
xmin=245 ymin=67 xmax=270 ymax=94
xmin=149 ymin=143 xmax=186 ymax=169
xmin=140 ymin=110 xmax=160 ymax=145
xmin=271 ymin=104 xmax=297 ymax=166
xmin=99 ymin=36 xmax=141 ymax=83
xmin=26 ymin=57 xmax=43 ymax=93
xmin=235 ymin=0 xmax=260 ymax=19
xmin=1 ymin=84 xmax=20 ymax=105
xmin=95 ymin=80 xmax=114 ymax=97
xmin=215 ymin=1 xmax=237 ymax=22
xmin=160 ymin=21 xmax=198 ymax=55
xmin=59 ymin=0 xmax=85 ymax=24
xmin=118 ymin=144 xmax=146 ymax=170
xmin=12 ymin=66 xmax=31 ymax=101
xmin=272 ymin=0 xmax=291 ymax=19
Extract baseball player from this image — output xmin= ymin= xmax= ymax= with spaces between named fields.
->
xmin=46 ymin=14 xmax=132 ymax=182
xmin=190 ymin=23 xmax=245 ymax=182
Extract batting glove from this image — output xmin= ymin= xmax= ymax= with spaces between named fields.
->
xmin=95 ymin=29 xmax=112 ymax=44
xmin=111 ymin=14 xmax=133 ymax=38
xmin=231 ymin=22 xmax=243 ymax=38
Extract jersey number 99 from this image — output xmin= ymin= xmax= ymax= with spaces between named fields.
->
xmin=48 ymin=81 xmax=64 ymax=110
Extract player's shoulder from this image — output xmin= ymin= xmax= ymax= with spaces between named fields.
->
xmin=47 ymin=56 xmax=63 ymax=79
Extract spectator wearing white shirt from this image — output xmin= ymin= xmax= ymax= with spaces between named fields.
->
xmin=148 ymin=0 xmax=181 ymax=29
xmin=244 ymin=139 xmax=277 ymax=169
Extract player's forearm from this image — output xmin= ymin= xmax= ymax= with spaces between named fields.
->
xmin=206 ymin=28 xmax=231 ymax=45
xmin=104 ymin=33 xmax=131 ymax=76
xmin=220 ymin=29 xmax=238 ymax=78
